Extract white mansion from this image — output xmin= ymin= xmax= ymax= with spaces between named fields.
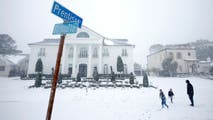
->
xmin=27 ymin=26 xmax=134 ymax=77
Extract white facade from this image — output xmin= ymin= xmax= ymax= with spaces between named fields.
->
xmin=27 ymin=26 xmax=134 ymax=77
xmin=147 ymin=48 xmax=198 ymax=75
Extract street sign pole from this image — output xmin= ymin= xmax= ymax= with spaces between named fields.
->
xmin=46 ymin=35 xmax=65 ymax=120
xmin=46 ymin=1 xmax=83 ymax=119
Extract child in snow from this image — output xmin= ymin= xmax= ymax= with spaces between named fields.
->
xmin=168 ymin=88 xmax=174 ymax=103
xmin=159 ymin=89 xmax=169 ymax=108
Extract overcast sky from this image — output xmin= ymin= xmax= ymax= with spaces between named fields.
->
xmin=1 ymin=0 xmax=213 ymax=66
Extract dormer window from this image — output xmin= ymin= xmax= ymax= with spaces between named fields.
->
xmin=76 ymin=32 xmax=90 ymax=38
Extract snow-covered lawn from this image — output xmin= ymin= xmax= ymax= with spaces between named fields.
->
xmin=0 ymin=76 xmax=213 ymax=120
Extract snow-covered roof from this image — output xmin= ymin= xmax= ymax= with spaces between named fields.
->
xmin=199 ymin=61 xmax=211 ymax=64
xmin=0 ymin=55 xmax=27 ymax=65
xmin=29 ymin=38 xmax=60 ymax=45
xmin=0 ymin=55 xmax=14 ymax=65
xmin=104 ymin=39 xmax=134 ymax=46
xmin=184 ymin=59 xmax=199 ymax=61
xmin=6 ymin=55 xmax=26 ymax=64
xmin=28 ymin=25 xmax=134 ymax=46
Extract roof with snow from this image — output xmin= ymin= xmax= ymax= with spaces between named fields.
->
xmin=29 ymin=38 xmax=60 ymax=45
xmin=0 ymin=55 xmax=27 ymax=65
xmin=104 ymin=39 xmax=133 ymax=46
xmin=28 ymin=25 xmax=134 ymax=46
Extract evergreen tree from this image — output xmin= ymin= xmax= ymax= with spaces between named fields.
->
xmin=161 ymin=57 xmax=178 ymax=76
xmin=143 ymin=72 xmax=149 ymax=87
xmin=34 ymin=58 xmax=43 ymax=87
xmin=0 ymin=34 xmax=22 ymax=54
xmin=117 ymin=56 xmax=124 ymax=73
xmin=35 ymin=58 xmax=43 ymax=73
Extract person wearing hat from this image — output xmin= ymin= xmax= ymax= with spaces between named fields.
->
xmin=186 ymin=80 xmax=194 ymax=106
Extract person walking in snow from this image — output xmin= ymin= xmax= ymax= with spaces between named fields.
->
xmin=159 ymin=89 xmax=169 ymax=108
xmin=186 ymin=80 xmax=194 ymax=106
xmin=168 ymin=88 xmax=174 ymax=103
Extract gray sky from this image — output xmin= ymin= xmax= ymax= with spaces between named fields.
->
xmin=1 ymin=0 xmax=213 ymax=66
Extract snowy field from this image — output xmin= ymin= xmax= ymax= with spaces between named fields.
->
xmin=0 ymin=76 xmax=213 ymax=120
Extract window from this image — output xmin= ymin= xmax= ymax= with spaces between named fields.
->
xmin=122 ymin=49 xmax=128 ymax=56
xmin=38 ymin=48 xmax=45 ymax=57
xmin=68 ymin=47 xmax=73 ymax=58
xmin=176 ymin=52 xmax=182 ymax=59
xmin=93 ymin=47 xmax=98 ymax=58
xmin=188 ymin=52 xmax=191 ymax=56
xmin=168 ymin=52 xmax=173 ymax=58
xmin=76 ymin=32 xmax=90 ymax=38
xmin=103 ymin=64 xmax=108 ymax=74
xmin=0 ymin=66 xmax=5 ymax=71
xmin=79 ymin=47 xmax=88 ymax=58
xmin=103 ymin=48 xmax=109 ymax=57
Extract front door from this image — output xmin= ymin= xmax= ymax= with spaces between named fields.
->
xmin=68 ymin=67 xmax=72 ymax=76
xmin=79 ymin=64 xmax=87 ymax=77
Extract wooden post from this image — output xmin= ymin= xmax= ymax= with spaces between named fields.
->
xmin=46 ymin=35 xmax=65 ymax=120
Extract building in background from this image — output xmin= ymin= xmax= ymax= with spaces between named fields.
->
xmin=0 ymin=54 xmax=29 ymax=77
xmin=147 ymin=47 xmax=198 ymax=76
xmin=198 ymin=57 xmax=212 ymax=74
xmin=134 ymin=62 xmax=143 ymax=76
xmin=27 ymin=26 xmax=135 ymax=77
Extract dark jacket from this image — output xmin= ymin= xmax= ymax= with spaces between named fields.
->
xmin=187 ymin=83 xmax=194 ymax=96
xmin=111 ymin=72 xmax=115 ymax=82
xmin=129 ymin=74 xmax=135 ymax=85
xmin=168 ymin=91 xmax=174 ymax=97
xmin=160 ymin=92 xmax=166 ymax=100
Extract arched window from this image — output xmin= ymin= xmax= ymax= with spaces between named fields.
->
xmin=76 ymin=32 xmax=90 ymax=38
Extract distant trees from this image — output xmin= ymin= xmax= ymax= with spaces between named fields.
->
xmin=149 ymin=44 xmax=164 ymax=53
xmin=161 ymin=57 xmax=178 ymax=77
xmin=0 ymin=34 xmax=22 ymax=54
xmin=196 ymin=46 xmax=213 ymax=61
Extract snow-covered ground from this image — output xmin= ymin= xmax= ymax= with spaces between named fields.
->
xmin=0 ymin=76 xmax=213 ymax=120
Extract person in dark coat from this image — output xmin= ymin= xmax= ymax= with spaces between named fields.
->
xmin=186 ymin=80 xmax=194 ymax=106
xmin=168 ymin=88 xmax=174 ymax=103
xmin=129 ymin=72 xmax=135 ymax=85
xmin=93 ymin=68 xmax=99 ymax=83
xmin=159 ymin=89 xmax=169 ymax=108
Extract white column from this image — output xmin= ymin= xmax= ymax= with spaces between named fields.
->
xmin=72 ymin=45 xmax=77 ymax=77
xmin=88 ymin=45 xmax=92 ymax=77
xmin=99 ymin=45 xmax=103 ymax=73
xmin=61 ymin=44 xmax=67 ymax=74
